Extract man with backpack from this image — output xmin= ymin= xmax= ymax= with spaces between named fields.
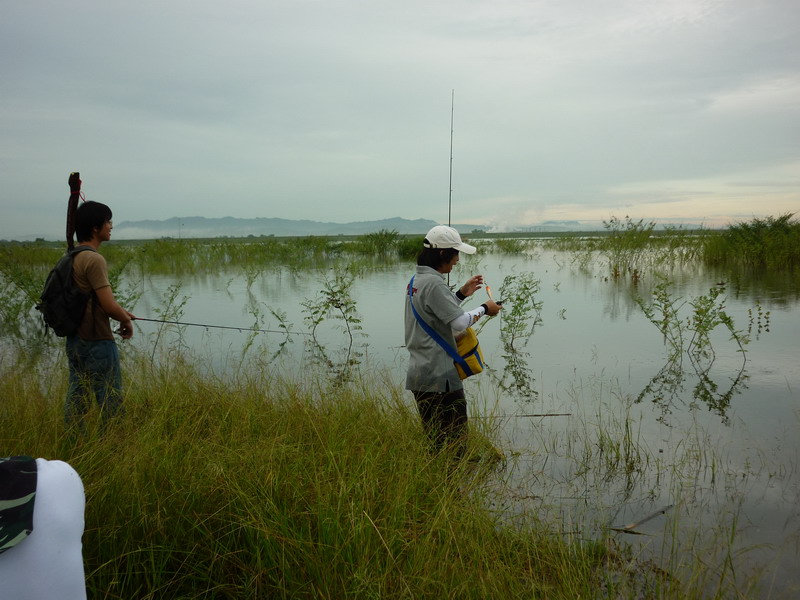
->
xmin=65 ymin=201 xmax=136 ymax=425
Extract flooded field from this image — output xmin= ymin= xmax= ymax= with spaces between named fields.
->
xmin=122 ymin=243 xmax=800 ymax=594
xmin=2 ymin=230 xmax=798 ymax=596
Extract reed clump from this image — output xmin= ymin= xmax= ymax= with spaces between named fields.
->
xmin=702 ymin=213 xmax=800 ymax=270
xmin=538 ymin=217 xmax=705 ymax=278
xmin=492 ymin=237 xmax=535 ymax=255
xmin=1 ymin=354 xmax=637 ymax=599
xmin=396 ymin=234 xmax=425 ymax=260
xmin=351 ymin=228 xmax=402 ymax=256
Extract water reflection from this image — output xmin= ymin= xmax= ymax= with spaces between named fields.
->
xmin=634 ymin=280 xmax=755 ymax=424
xmin=636 ymin=355 xmax=749 ymax=425
xmin=492 ymin=345 xmax=539 ymax=403
xmin=303 ymin=337 xmax=363 ymax=387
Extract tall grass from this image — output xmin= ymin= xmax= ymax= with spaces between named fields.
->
xmin=5 ymin=350 xmax=788 ymax=596
xmin=2 ymin=353 xmax=632 ymax=599
xmin=702 ymin=213 xmax=800 ymax=270
xmin=537 ymin=213 xmax=798 ymax=276
xmin=538 ymin=217 xmax=705 ymax=278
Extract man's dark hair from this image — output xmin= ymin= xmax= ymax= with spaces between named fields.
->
xmin=417 ymin=247 xmax=458 ymax=270
xmin=75 ymin=201 xmax=112 ymax=242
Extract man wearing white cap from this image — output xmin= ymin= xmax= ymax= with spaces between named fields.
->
xmin=404 ymin=226 xmax=502 ymax=454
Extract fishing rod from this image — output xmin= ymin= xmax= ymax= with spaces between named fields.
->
xmin=448 ymin=88 xmax=454 ymax=228
xmin=447 ymin=89 xmax=455 ymax=286
xmin=133 ymin=317 xmax=311 ymax=336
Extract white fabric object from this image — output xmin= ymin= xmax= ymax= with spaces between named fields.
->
xmin=0 ymin=458 xmax=87 ymax=600
xmin=449 ymin=306 xmax=486 ymax=332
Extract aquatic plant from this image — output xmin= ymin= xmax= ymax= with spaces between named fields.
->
xmin=302 ymin=265 xmax=363 ymax=343
xmin=539 ymin=220 xmax=706 ymax=275
xmin=492 ymin=237 xmax=533 ymax=255
xmin=353 ymin=228 xmax=401 ymax=256
xmin=702 ymin=212 xmax=800 ymax=270
xmin=396 ymin=235 xmax=425 ymax=260
xmin=301 ymin=264 xmax=365 ymax=382
xmin=636 ymin=279 xmax=687 ymax=361
xmin=494 ymin=347 xmax=538 ymax=403
xmin=635 ymin=279 xmax=753 ymax=423
xmin=476 ymin=272 xmax=543 ymax=402
xmin=601 ymin=215 xmax=656 ymax=278
xmin=490 ymin=272 xmax=543 ymax=349
xmin=148 ymin=283 xmax=190 ymax=363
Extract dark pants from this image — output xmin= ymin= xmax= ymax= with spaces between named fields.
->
xmin=413 ymin=386 xmax=467 ymax=453
xmin=65 ymin=335 xmax=123 ymax=426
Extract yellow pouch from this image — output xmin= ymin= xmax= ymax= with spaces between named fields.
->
xmin=455 ymin=327 xmax=485 ymax=379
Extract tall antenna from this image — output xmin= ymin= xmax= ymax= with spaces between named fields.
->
xmin=448 ymin=89 xmax=454 ymax=227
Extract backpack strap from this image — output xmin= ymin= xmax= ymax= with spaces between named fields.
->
xmin=68 ymin=245 xmax=96 ymax=257
xmin=408 ymin=276 xmax=474 ymax=376
xmin=68 ymin=245 xmax=99 ymax=335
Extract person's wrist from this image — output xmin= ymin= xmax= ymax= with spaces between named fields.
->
xmin=480 ymin=303 xmax=489 ymax=314
xmin=456 ymin=289 xmax=467 ymax=301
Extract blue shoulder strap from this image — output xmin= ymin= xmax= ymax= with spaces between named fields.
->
xmin=408 ymin=275 xmax=472 ymax=374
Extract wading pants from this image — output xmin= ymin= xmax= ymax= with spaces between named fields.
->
xmin=413 ymin=386 xmax=467 ymax=454
xmin=65 ymin=335 xmax=123 ymax=425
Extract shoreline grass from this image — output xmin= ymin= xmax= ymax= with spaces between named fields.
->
xmin=2 ymin=353 xmax=621 ymax=599
xmin=3 ymin=351 xmax=787 ymax=598
xmin=8 ymin=350 xmax=741 ymax=599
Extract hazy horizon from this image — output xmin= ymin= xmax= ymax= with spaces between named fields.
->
xmin=5 ymin=213 xmax=741 ymax=243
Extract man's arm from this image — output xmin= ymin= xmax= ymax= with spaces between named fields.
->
xmin=94 ymin=286 xmax=136 ymax=339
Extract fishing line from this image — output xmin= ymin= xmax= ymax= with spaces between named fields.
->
xmin=133 ymin=317 xmax=310 ymax=336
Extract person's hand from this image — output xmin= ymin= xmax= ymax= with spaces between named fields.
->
xmin=460 ymin=275 xmax=484 ymax=298
xmin=484 ymin=300 xmax=502 ymax=317
xmin=118 ymin=319 xmax=134 ymax=340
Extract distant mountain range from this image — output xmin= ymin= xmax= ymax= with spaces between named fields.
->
xmin=112 ymin=216 xmax=471 ymax=239
xmin=12 ymin=216 xmax=699 ymax=242
xmin=110 ymin=216 xmax=605 ymax=240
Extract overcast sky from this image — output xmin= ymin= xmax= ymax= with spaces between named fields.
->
xmin=2 ymin=0 xmax=798 ymax=239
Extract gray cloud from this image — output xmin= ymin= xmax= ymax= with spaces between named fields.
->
xmin=1 ymin=0 xmax=798 ymax=239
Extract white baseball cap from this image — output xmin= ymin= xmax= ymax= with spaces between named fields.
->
xmin=423 ymin=225 xmax=477 ymax=254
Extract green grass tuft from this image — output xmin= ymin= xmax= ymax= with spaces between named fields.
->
xmin=1 ymin=354 xmax=628 ymax=599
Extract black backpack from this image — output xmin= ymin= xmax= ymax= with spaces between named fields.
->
xmin=35 ymin=246 xmax=96 ymax=337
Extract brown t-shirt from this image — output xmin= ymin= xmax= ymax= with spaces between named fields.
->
xmin=72 ymin=250 xmax=114 ymax=340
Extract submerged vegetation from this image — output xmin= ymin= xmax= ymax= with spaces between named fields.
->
xmin=635 ymin=280 xmax=757 ymax=423
xmin=1 ymin=213 xmax=797 ymax=284
xmin=538 ymin=213 xmax=800 ymax=280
